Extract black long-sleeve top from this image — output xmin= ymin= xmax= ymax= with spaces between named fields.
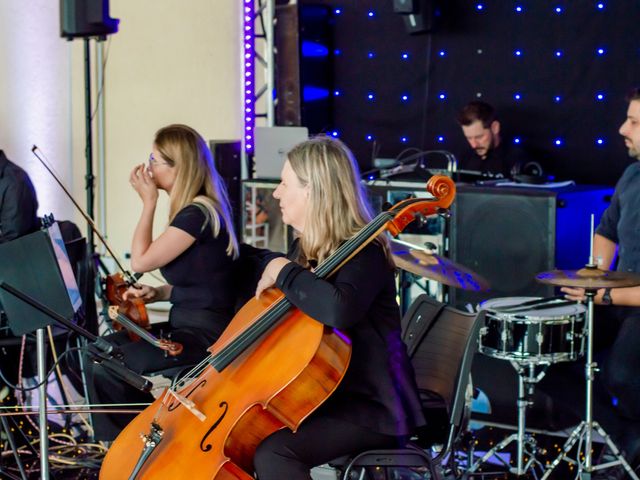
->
xmin=0 ymin=151 xmax=39 ymax=243
xmin=275 ymin=239 xmax=425 ymax=437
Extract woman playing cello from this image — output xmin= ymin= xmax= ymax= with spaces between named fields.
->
xmin=88 ymin=124 xmax=240 ymax=440
xmin=252 ymin=136 xmax=426 ymax=478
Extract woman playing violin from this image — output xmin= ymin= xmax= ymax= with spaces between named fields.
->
xmin=252 ymin=136 xmax=425 ymax=479
xmin=88 ymin=124 xmax=239 ymax=440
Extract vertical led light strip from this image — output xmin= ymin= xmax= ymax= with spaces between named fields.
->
xmin=243 ymin=0 xmax=255 ymax=154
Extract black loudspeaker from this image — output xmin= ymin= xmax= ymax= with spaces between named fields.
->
xmin=393 ymin=0 xmax=438 ymax=34
xmin=298 ymin=5 xmax=333 ymax=133
xmin=60 ymin=0 xmax=119 ymax=39
xmin=449 ymin=185 xmax=613 ymax=310
xmin=393 ymin=0 xmax=417 ymax=14
xmin=275 ymin=4 xmax=301 ymax=127
xmin=210 ymin=140 xmax=242 ymax=240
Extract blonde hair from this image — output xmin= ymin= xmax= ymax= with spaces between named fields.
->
xmin=154 ymin=124 xmax=239 ymax=258
xmin=287 ymin=135 xmax=387 ymax=266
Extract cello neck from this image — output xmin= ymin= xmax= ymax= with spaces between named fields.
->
xmin=209 ymin=211 xmax=394 ymax=373
xmin=208 ymin=176 xmax=455 ymax=375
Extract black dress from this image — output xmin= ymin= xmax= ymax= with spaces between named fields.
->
xmin=254 ymin=239 xmax=425 ymax=479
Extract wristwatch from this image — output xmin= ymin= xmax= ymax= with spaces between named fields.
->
xmin=601 ymin=288 xmax=613 ymax=305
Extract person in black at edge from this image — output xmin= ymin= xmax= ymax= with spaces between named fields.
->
xmin=0 ymin=149 xmax=39 ymax=243
xmin=562 ymin=87 xmax=640 ymax=477
xmin=87 ymin=124 xmax=250 ymax=441
xmin=0 ymin=149 xmax=40 ymax=397
xmin=251 ymin=136 xmax=425 ymax=479
xmin=455 ymin=100 xmax=541 ymax=180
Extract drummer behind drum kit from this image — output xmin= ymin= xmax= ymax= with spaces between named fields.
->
xmin=390 ymin=240 xmax=640 ymax=479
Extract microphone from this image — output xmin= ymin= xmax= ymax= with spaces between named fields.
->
xmin=87 ymin=344 xmax=152 ymax=393
xmin=92 ymin=337 xmax=119 ymax=357
xmin=98 ymin=355 xmax=153 ymax=393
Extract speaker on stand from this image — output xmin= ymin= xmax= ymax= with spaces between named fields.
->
xmin=210 ymin=140 xmax=243 ymax=240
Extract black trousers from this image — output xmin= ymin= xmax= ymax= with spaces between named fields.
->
xmin=254 ymin=411 xmax=403 ymax=480
xmin=603 ymin=308 xmax=640 ymax=420
xmin=87 ymin=308 xmax=225 ymax=441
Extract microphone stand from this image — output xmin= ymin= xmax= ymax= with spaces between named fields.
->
xmin=0 ymin=282 xmax=152 ymax=392
xmin=362 ymin=150 xmax=458 ymax=181
xmin=0 ymin=281 xmax=152 ymax=478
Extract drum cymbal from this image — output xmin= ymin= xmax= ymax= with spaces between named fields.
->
xmin=536 ymin=267 xmax=640 ymax=289
xmin=390 ymin=241 xmax=490 ymax=291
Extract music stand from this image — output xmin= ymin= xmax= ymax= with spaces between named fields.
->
xmin=0 ymin=223 xmax=82 ymax=480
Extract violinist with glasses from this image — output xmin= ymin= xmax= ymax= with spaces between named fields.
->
xmin=87 ymin=124 xmax=240 ymax=440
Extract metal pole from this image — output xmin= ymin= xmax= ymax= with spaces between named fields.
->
xmin=37 ymin=328 xmax=49 ymax=479
xmin=95 ymin=40 xmax=107 ymax=249
xmin=84 ymin=38 xmax=95 ymax=254
xmin=516 ymin=371 xmax=526 ymax=475
xmin=264 ymin=0 xmax=275 ymax=126
xmin=584 ymin=291 xmax=595 ymax=472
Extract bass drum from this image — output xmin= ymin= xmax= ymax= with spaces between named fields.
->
xmin=478 ymin=296 xmax=586 ymax=364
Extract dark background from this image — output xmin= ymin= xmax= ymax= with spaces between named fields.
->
xmin=296 ymin=0 xmax=640 ymax=186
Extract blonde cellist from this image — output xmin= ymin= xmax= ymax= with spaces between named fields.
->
xmin=252 ymin=136 xmax=426 ymax=479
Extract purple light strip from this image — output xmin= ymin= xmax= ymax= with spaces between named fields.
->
xmin=243 ymin=0 xmax=255 ymax=153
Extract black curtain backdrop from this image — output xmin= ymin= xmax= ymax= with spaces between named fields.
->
xmin=300 ymin=0 xmax=640 ymax=185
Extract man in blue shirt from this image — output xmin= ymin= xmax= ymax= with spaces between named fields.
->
xmin=563 ymin=87 xmax=640 ymax=475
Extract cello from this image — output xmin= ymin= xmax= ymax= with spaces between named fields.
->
xmin=99 ymin=175 xmax=455 ymax=480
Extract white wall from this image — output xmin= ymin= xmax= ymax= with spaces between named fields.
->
xmin=0 ymin=0 xmax=77 ymax=222
xmin=0 ymin=0 xmax=242 ymax=273
xmin=105 ymin=0 xmax=242 ymax=261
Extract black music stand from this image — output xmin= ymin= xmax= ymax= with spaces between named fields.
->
xmin=0 ymin=223 xmax=81 ymax=479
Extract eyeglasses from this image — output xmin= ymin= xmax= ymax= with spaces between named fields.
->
xmin=148 ymin=153 xmax=170 ymax=167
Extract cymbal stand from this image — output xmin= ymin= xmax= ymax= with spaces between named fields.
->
xmin=541 ymin=290 xmax=639 ymax=480
xmin=468 ymin=361 xmax=547 ymax=477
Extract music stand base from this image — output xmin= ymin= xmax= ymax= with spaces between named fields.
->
xmin=541 ymin=421 xmax=639 ymax=480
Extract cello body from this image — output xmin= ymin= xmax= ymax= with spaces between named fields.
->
xmin=99 ymin=288 xmax=351 ymax=479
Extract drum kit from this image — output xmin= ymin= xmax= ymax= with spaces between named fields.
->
xmin=391 ymin=242 xmax=640 ymax=479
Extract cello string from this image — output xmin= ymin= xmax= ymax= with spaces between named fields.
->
xmin=159 ymin=196 xmax=442 ymax=421
xmin=213 ymin=211 xmax=394 ymax=370
xmin=210 ymin=212 xmax=393 ymax=371
xmin=169 ymin=206 xmax=417 ymax=391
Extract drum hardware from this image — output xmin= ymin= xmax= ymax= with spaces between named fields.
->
xmin=468 ymin=362 xmax=549 ymax=477
xmin=491 ymin=296 xmax=575 ymax=314
xmin=390 ymin=239 xmax=490 ymax=291
xmin=537 ymin=265 xmax=640 ymax=480
xmin=472 ymin=296 xmax=588 ymax=477
xmin=478 ymin=297 xmax=586 ymax=365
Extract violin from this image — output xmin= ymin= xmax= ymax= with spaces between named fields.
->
xmin=105 ymin=273 xmax=150 ymax=339
xmin=99 ymin=175 xmax=455 ymax=479
xmin=105 ymin=272 xmax=183 ymax=357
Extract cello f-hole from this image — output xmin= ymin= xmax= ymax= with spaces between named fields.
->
xmin=200 ymin=402 xmax=229 ymax=453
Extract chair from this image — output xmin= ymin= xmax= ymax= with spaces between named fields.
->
xmin=333 ymin=294 xmax=484 ymax=480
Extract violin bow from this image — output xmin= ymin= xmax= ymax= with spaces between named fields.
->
xmin=31 ymin=145 xmax=138 ymax=286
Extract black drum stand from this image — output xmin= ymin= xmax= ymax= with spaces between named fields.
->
xmin=540 ymin=290 xmax=639 ymax=480
xmin=468 ymin=361 xmax=548 ymax=478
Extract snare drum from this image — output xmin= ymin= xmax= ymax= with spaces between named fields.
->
xmin=478 ymin=296 xmax=586 ymax=364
